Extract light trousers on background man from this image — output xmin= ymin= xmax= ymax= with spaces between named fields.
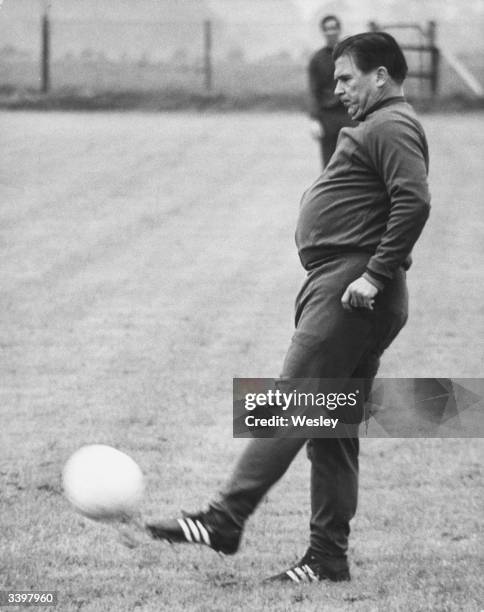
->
xmin=212 ymin=253 xmax=408 ymax=560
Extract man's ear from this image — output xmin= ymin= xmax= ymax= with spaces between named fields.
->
xmin=375 ymin=66 xmax=389 ymax=87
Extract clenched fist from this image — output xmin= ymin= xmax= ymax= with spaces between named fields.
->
xmin=341 ymin=276 xmax=379 ymax=311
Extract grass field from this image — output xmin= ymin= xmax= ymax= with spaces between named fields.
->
xmin=1 ymin=110 xmax=483 ymax=611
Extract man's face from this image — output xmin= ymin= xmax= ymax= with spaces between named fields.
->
xmin=334 ymin=54 xmax=381 ymax=120
xmin=322 ymin=20 xmax=341 ymax=48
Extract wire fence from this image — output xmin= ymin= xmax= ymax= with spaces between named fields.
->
xmin=0 ymin=17 xmax=483 ymax=98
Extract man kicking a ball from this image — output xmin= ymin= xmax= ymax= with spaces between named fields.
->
xmin=144 ymin=32 xmax=431 ymax=583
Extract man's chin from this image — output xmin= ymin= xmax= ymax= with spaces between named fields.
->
xmin=348 ymin=106 xmax=363 ymax=121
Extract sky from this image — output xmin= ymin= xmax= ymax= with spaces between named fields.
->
xmin=291 ymin=0 xmax=484 ymax=26
xmin=291 ymin=0 xmax=325 ymax=20
xmin=0 ymin=0 xmax=483 ymax=56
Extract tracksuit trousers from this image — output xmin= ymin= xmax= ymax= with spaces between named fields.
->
xmin=212 ymin=253 xmax=408 ymax=561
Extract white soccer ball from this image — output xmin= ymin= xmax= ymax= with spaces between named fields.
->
xmin=62 ymin=445 xmax=144 ymax=521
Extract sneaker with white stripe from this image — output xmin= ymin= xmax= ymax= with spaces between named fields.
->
xmin=265 ymin=549 xmax=351 ymax=583
xmin=146 ymin=509 xmax=242 ymax=555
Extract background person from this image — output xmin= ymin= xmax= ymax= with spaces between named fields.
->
xmin=308 ymin=15 xmax=354 ymax=168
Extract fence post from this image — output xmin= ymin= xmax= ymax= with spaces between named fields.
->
xmin=41 ymin=2 xmax=51 ymax=93
xmin=428 ymin=20 xmax=439 ymax=97
xmin=203 ymin=19 xmax=212 ymax=93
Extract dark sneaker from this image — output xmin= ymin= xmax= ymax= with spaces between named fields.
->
xmin=265 ymin=549 xmax=351 ymax=583
xmin=146 ymin=509 xmax=242 ymax=555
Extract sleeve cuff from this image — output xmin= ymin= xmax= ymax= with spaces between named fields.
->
xmin=363 ymin=271 xmax=385 ymax=291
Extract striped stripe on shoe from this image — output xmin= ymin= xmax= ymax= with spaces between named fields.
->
xmin=146 ymin=509 xmax=242 ymax=555
xmin=264 ymin=549 xmax=351 ymax=583
xmin=286 ymin=565 xmax=319 ymax=583
xmin=177 ymin=518 xmax=212 ymax=546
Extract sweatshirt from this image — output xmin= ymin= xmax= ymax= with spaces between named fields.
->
xmin=296 ymin=97 xmax=431 ymax=285
xmin=308 ymin=46 xmax=346 ymax=115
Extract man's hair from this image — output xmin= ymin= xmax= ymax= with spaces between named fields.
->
xmin=320 ymin=15 xmax=341 ymax=30
xmin=333 ymin=32 xmax=408 ymax=84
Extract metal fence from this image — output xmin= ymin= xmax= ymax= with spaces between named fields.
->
xmin=0 ymin=16 xmax=483 ymax=99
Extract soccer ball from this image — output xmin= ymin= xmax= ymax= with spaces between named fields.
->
xmin=62 ymin=445 xmax=144 ymax=521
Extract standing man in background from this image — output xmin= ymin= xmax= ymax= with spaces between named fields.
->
xmin=308 ymin=15 xmax=353 ymax=168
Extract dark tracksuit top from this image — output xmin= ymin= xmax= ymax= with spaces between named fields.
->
xmin=296 ymin=96 xmax=431 ymax=286
xmin=308 ymin=46 xmax=345 ymax=117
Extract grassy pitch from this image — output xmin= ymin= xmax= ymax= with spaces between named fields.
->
xmin=1 ymin=111 xmax=483 ymax=611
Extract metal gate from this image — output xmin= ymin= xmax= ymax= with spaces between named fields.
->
xmin=368 ymin=20 xmax=440 ymax=98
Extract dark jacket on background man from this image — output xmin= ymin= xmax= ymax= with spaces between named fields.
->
xmin=308 ymin=46 xmax=354 ymax=168
xmin=309 ymin=46 xmax=344 ymax=116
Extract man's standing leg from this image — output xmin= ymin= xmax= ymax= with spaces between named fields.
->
xmin=307 ymin=437 xmax=359 ymax=565
xmin=307 ymin=268 xmax=408 ymax=563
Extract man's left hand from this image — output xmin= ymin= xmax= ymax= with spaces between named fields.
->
xmin=341 ymin=276 xmax=379 ymax=311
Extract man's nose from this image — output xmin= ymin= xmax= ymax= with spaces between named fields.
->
xmin=334 ymin=81 xmax=343 ymax=96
